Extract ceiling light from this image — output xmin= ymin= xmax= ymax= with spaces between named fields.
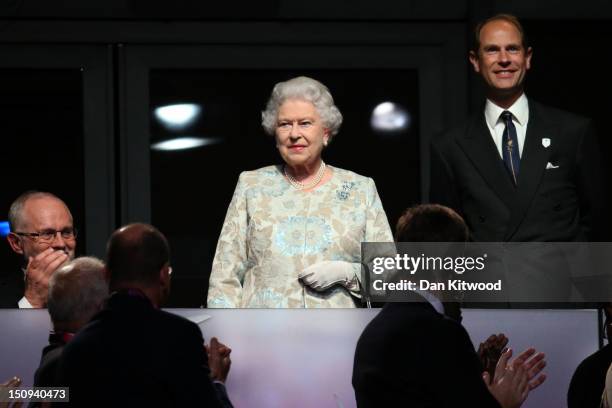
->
xmin=371 ymin=102 xmax=410 ymax=133
xmin=154 ymin=103 xmax=202 ymax=130
xmin=151 ymin=137 xmax=221 ymax=151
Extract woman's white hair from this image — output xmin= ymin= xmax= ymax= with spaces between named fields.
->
xmin=261 ymin=76 xmax=343 ymax=139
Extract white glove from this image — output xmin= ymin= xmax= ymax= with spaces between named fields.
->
xmin=298 ymin=260 xmax=359 ymax=292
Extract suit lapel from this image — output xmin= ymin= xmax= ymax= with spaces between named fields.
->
xmin=456 ymin=114 xmax=516 ymax=206
xmin=504 ymin=101 xmax=552 ymax=240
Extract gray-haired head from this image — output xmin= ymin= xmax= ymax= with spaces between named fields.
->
xmin=47 ymin=256 xmax=108 ymax=330
xmin=261 ymin=76 xmax=343 ymax=140
xmin=8 ymin=191 xmax=66 ymax=231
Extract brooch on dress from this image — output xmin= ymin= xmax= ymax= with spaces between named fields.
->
xmin=336 ymin=181 xmax=355 ymax=201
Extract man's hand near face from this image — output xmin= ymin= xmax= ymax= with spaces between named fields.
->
xmin=6 ymin=193 xmax=76 ymax=308
xmin=24 ymin=247 xmax=69 ymax=308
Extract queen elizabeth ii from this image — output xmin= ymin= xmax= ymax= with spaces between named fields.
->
xmin=207 ymin=76 xmax=393 ymax=308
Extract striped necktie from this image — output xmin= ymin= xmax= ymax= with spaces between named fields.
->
xmin=501 ymin=110 xmax=520 ymax=185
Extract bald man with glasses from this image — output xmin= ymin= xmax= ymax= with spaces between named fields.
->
xmin=4 ymin=191 xmax=76 ymax=308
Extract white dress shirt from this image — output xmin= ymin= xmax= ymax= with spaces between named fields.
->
xmin=414 ymin=289 xmax=444 ymax=315
xmin=484 ymin=93 xmax=529 ymax=158
xmin=17 ymin=268 xmax=33 ymax=308
xmin=18 ymin=296 xmax=33 ymax=308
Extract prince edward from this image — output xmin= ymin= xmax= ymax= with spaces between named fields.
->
xmin=431 ymin=14 xmax=604 ymax=243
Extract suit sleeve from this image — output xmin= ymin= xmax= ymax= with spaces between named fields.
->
xmin=168 ymin=323 xmax=232 ymax=407
xmin=214 ymin=382 xmax=234 ymax=408
xmin=207 ymin=173 xmax=249 ymax=308
xmin=425 ymin=320 xmax=501 ymax=408
xmin=576 ymin=121 xmax=607 ymax=240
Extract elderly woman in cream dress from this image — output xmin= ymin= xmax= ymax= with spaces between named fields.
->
xmin=207 ymin=76 xmax=393 ymax=308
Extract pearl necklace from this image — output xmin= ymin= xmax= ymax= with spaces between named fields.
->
xmin=284 ymin=161 xmax=326 ymax=190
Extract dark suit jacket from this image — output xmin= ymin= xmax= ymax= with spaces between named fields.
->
xmin=0 ymin=270 xmax=23 ymax=308
xmin=57 ymin=291 xmax=232 ymax=407
xmin=567 ymin=344 xmax=612 ymax=408
xmin=29 ymin=334 xmax=66 ymax=408
xmin=431 ymin=100 xmax=604 ymax=242
xmin=34 ymin=335 xmax=65 ymax=387
xmin=352 ymin=294 xmax=500 ymax=407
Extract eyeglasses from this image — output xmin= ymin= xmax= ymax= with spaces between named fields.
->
xmin=13 ymin=228 xmax=77 ymax=243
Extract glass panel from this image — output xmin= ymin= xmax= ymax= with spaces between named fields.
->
xmin=0 ymin=69 xmax=85 ymax=302
xmin=150 ymin=69 xmax=419 ymax=307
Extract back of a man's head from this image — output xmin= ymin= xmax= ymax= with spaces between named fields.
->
xmin=106 ymin=223 xmax=170 ymax=290
xmin=47 ymin=257 xmax=108 ymax=332
xmin=394 ymin=205 xmax=470 ymax=308
xmin=395 ymin=204 xmax=469 ymax=242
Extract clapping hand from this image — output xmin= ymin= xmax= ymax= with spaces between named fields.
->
xmin=479 ymin=333 xmax=509 ymax=384
xmin=484 ymin=348 xmax=546 ymax=408
xmin=0 ymin=376 xmax=22 ymax=408
xmin=205 ymin=337 xmax=232 ymax=384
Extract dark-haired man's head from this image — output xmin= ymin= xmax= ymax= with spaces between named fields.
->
xmin=395 ymin=204 xmax=469 ymax=308
xmin=105 ymin=223 xmax=171 ymax=307
xmin=395 ymin=204 xmax=469 ymax=243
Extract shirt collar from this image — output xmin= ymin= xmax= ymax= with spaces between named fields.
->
xmin=48 ymin=330 xmax=75 ymax=345
xmin=413 ymin=289 xmax=445 ymax=315
xmin=484 ymin=93 xmax=529 ymax=128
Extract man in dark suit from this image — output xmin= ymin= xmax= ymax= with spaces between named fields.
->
xmin=30 ymin=256 xmax=107 ymax=408
xmin=57 ymin=223 xmax=233 ymax=407
xmin=3 ymin=191 xmax=76 ymax=308
xmin=352 ymin=204 xmax=547 ymax=408
xmin=567 ymin=304 xmax=612 ymax=407
xmin=430 ymin=14 xmax=604 ymax=243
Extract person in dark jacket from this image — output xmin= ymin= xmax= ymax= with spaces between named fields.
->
xmin=57 ymin=223 xmax=233 ymax=407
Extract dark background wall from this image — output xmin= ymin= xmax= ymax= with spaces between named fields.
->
xmin=1 ymin=0 xmax=610 ymax=306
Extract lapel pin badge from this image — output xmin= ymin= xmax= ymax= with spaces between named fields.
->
xmin=542 ymin=138 xmax=551 ymax=148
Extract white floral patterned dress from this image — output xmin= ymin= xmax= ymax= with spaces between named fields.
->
xmin=207 ymin=165 xmax=393 ymax=308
